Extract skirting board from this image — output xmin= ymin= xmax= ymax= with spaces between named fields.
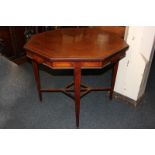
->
xmin=113 ymin=92 xmax=144 ymax=107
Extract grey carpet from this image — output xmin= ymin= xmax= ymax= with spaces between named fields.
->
xmin=0 ymin=55 xmax=155 ymax=129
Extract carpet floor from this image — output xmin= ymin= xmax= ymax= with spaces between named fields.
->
xmin=0 ymin=55 xmax=155 ymax=129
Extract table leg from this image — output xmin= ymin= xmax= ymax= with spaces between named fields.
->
xmin=110 ymin=61 xmax=119 ymax=100
xmin=74 ymin=66 xmax=81 ymax=128
xmin=32 ymin=60 xmax=42 ymax=101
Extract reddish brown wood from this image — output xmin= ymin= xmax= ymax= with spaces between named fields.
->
xmin=92 ymin=26 xmax=126 ymax=38
xmin=110 ymin=61 xmax=119 ymax=100
xmin=74 ymin=65 xmax=81 ymax=128
xmin=32 ymin=60 xmax=42 ymax=101
xmin=24 ymin=27 xmax=129 ymax=127
xmin=39 ymin=85 xmax=111 ymax=105
xmin=24 ymin=28 xmax=128 ymax=62
xmin=65 ymin=82 xmax=74 ymax=89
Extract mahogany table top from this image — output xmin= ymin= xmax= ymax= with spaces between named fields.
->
xmin=24 ymin=28 xmax=129 ymax=62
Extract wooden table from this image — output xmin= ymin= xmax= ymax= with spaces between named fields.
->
xmin=24 ymin=28 xmax=129 ymax=127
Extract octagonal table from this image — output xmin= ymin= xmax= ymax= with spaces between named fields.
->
xmin=24 ymin=28 xmax=129 ymax=127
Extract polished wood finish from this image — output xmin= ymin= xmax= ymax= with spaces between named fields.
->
xmin=32 ymin=60 xmax=42 ymax=101
xmin=25 ymin=28 xmax=128 ymax=63
xmin=74 ymin=65 xmax=81 ymax=127
xmin=92 ymin=26 xmax=126 ymax=38
xmin=24 ymin=28 xmax=129 ymax=127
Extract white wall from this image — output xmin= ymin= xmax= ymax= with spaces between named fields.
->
xmin=114 ymin=26 xmax=155 ymax=101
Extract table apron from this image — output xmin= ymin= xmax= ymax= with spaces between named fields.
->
xmin=26 ymin=51 xmax=125 ymax=69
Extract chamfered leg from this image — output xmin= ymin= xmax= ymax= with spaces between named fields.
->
xmin=32 ymin=60 xmax=42 ymax=101
xmin=74 ymin=66 xmax=81 ymax=128
xmin=110 ymin=61 xmax=119 ymax=100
